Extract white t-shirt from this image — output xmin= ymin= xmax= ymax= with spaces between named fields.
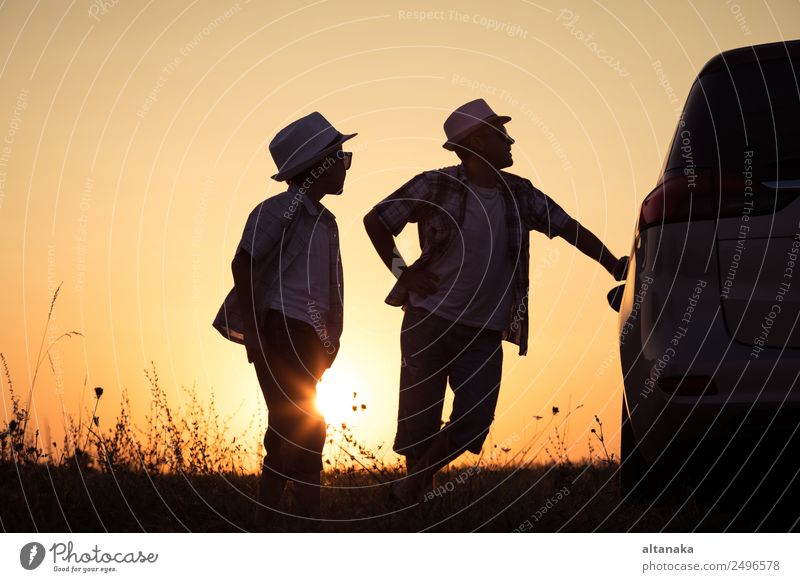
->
xmin=409 ymin=180 xmax=514 ymax=330
xmin=269 ymin=219 xmax=330 ymax=324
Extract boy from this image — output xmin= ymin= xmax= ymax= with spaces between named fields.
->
xmin=213 ymin=112 xmax=356 ymax=527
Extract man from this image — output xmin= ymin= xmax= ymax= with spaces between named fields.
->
xmin=213 ymin=112 xmax=356 ymax=528
xmin=363 ymin=98 xmax=626 ymax=503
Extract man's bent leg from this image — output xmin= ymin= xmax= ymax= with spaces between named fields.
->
xmin=446 ymin=328 xmax=503 ymax=457
xmin=406 ymin=327 xmax=503 ymax=494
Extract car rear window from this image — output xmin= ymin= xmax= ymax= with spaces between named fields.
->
xmin=666 ymin=58 xmax=800 ymax=184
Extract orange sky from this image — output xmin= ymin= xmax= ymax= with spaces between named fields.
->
xmin=2 ymin=0 xmax=799 ymax=472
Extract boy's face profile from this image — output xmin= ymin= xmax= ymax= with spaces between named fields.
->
xmin=288 ymin=147 xmax=350 ymax=195
xmin=314 ymin=147 xmax=348 ymax=195
xmin=324 ymin=148 xmax=348 ymax=195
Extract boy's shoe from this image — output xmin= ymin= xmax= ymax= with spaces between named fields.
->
xmin=252 ymin=511 xmax=287 ymax=533
xmin=389 ymin=478 xmax=422 ymax=509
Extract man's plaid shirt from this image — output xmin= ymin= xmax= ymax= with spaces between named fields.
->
xmin=372 ymin=163 xmax=572 ymax=356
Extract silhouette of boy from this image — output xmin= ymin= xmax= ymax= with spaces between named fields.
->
xmin=213 ymin=112 xmax=356 ymax=529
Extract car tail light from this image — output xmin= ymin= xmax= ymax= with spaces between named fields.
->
xmin=639 ymin=168 xmax=716 ymax=232
xmin=640 ymin=168 xmax=800 ymax=233
xmin=658 ymin=375 xmax=718 ymax=396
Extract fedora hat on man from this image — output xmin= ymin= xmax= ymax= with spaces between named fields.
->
xmin=270 ymin=111 xmax=357 ymax=181
xmin=442 ymin=98 xmax=511 ymax=150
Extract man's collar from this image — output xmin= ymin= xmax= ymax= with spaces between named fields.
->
xmin=453 ymin=163 xmax=470 ymax=195
xmin=455 ymin=163 xmax=468 ymax=184
xmin=455 ymin=163 xmax=498 ymax=190
xmin=456 ymin=162 xmax=514 ymax=194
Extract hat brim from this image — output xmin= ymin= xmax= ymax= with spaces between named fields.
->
xmin=443 ymin=115 xmax=511 ymax=150
xmin=271 ymin=132 xmax=357 ymax=181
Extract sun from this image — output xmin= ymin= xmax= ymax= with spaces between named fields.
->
xmin=315 ymin=364 xmax=365 ymax=426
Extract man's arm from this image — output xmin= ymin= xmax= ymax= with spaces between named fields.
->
xmin=363 ymin=209 xmax=439 ymax=296
xmin=558 ymin=217 xmax=627 ymax=280
xmin=231 ymin=250 xmax=262 ymax=363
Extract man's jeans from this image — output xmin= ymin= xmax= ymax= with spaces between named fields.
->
xmin=393 ymin=305 xmax=504 ymax=460
xmin=252 ymin=309 xmax=328 ymax=476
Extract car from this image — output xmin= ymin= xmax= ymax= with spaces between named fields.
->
xmin=608 ymin=40 xmax=800 ymax=520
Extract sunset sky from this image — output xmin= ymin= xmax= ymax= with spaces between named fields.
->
xmin=2 ymin=0 xmax=799 ymax=471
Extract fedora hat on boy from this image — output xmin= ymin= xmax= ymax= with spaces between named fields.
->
xmin=442 ymin=98 xmax=511 ymax=150
xmin=270 ymin=112 xmax=357 ymax=181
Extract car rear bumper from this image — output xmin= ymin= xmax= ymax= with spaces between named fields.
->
xmin=619 ymin=222 xmax=800 ymax=466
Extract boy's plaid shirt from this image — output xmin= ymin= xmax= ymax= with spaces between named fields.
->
xmin=372 ymin=164 xmax=572 ymax=356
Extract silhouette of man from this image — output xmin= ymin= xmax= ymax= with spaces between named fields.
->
xmin=363 ymin=99 xmax=626 ymax=503
xmin=213 ymin=112 xmax=356 ymax=528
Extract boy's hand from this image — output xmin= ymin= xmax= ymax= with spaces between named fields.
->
xmin=245 ymin=337 xmax=262 ymax=364
xmin=398 ymin=267 xmax=440 ymax=297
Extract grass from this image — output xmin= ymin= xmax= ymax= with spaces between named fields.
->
xmin=1 ymin=284 xmax=794 ymax=532
xmin=4 ymin=355 xmax=661 ymax=532
xmin=0 ymin=458 xmax=668 ymax=532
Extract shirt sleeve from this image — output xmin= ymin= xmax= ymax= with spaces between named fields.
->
xmin=521 ymin=180 xmax=572 ymax=239
xmin=235 ymin=199 xmax=289 ymax=262
xmin=371 ymin=172 xmax=432 ymax=236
